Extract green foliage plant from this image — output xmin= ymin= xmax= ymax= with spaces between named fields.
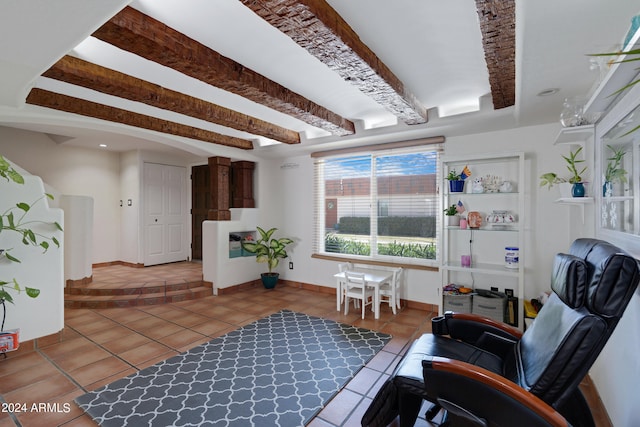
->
xmin=242 ymin=226 xmax=293 ymax=273
xmin=0 ymin=155 xmax=62 ymax=303
xmin=446 ymin=170 xmax=462 ymax=181
xmin=443 ymin=204 xmax=458 ymax=216
xmin=539 ymin=172 xmax=567 ymax=190
xmin=604 ymin=144 xmax=628 ymax=183
xmin=325 ymin=233 xmax=436 ymax=260
xmin=562 ymin=146 xmax=587 ymax=184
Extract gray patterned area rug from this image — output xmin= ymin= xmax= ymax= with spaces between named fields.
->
xmin=76 ymin=309 xmax=391 ymax=426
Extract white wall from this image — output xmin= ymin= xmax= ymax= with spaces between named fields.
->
xmin=1 ymin=171 xmax=64 ymax=341
xmin=60 ymin=195 xmax=93 ymax=281
xmin=2 ymin=122 xmax=638 ymax=424
xmin=202 ymin=209 xmax=264 ymax=292
xmin=119 ymin=151 xmax=140 ymax=264
xmin=274 ymin=123 xmax=589 ymax=306
xmin=587 ymin=79 xmax=640 ymax=427
xmin=0 ymin=127 xmax=121 ymax=263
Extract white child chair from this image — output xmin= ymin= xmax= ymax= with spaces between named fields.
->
xmin=378 ymin=267 xmax=403 ymax=315
xmin=338 ymin=262 xmax=354 ymax=308
xmin=344 ymin=271 xmax=374 ymax=319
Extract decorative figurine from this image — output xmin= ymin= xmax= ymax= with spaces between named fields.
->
xmin=500 ymin=181 xmax=513 ymax=193
xmin=471 ymin=177 xmax=484 ymax=193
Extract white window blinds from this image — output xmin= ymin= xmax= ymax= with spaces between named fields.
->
xmin=312 ymin=141 xmax=443 ymax=264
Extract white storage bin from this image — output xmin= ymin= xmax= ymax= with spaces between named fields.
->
xmin=443 ymin=293 xmax=472 ymax=313
xmin=472 ymin=289 xmax=507 ymax=323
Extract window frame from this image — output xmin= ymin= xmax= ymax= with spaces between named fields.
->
xmin=312 ymin=141 xmax=443 ymax=267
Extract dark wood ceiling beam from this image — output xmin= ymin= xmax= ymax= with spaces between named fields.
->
xmin=240 ymin=0 xmax=428 ymax=125
xmin=92 ymin=6 xmax=355 ymax=136
xmin=475 ymin=0 xmax=516 ymax=109
xmin=42 ymin=55 xmax=300 ymax=145
xmin=26 ymin=88 xmax=254 ymax=150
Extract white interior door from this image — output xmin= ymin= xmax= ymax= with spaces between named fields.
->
xmin=144 ymin=162 xmax=188 ymax=266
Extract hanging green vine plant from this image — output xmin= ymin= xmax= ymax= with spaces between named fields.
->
xmin=0 ymin=155 xmax=62 ymax=303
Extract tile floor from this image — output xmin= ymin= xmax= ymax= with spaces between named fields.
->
xmin=0 ymin=263 xmax=609 ymax=426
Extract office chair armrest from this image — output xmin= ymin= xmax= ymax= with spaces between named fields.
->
xmin=422 ymin=357 xmax=570 ymax=427
xmin=433 ymin=312 xmax=522 ymax=348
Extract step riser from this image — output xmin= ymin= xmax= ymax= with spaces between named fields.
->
xmin=64 ymin=280 xmax=209 ymax=296
xmin=65 ymin=287 xmax=212 ymax=309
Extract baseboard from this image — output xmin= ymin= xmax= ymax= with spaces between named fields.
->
xmin=65 ymin=275 xmax=93 ymax=286
xmin=93 ymin=261 xmax=144 ymax=269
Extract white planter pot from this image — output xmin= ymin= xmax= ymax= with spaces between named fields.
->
xmin=558 ymin=182 xmax=572 ymax=198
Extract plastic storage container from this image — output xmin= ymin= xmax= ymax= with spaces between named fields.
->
xmin=505 ymin=246 xmax=519 ymax=269
xmin=472 ymin=289 xmax=507 ymax=323
xmin=443 ymin=293 xmax=472 ymax=313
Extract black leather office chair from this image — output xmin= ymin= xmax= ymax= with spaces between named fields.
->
xmin=362 ymin=238 xmax=640 ymax=427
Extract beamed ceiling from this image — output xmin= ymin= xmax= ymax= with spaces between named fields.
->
xmin=31 ymin=2 xmax=489 ymax=150
xmin=1 ymin=0 xmax=639 ymax=157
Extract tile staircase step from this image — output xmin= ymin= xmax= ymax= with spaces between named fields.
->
xmin=64 ymin=286 xmax=213 ymax=309
xmin=64 ymin=262 xmax=209 ymax=308
xmin=65 ymin=280 xmax=209 ymax=296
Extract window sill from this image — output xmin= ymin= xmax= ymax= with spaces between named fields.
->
xmin=311 ymin=253 xmax=439 ymax=271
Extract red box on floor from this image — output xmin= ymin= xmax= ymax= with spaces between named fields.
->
xmin=0 ymin=329 xmax=19 ymax=353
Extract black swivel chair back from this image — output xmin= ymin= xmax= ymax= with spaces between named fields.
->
xmin=363 ymin=238 xmax=640 ymax=427
xmin=511 ymin=238 xmax=639 ymax=406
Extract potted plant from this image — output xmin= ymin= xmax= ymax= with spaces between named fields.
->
xmin=539 ymin=172 xmax=567 ymax=189
xmin=242 ymin=226 xmax=294 ymax=289
xmin=446 ymin=170 xmax=466 ymax=193
xmin=603 ymin=144 xmax=627 ymax=196
xmin=0 ymin=155 xmax=62 ymax=304
xmin=443 ymin=204 xmax=460 ymax=227
xmin=562 ymin=146 xmax=587 ymax=197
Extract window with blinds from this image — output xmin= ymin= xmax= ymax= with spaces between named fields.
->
xmin=313 ymin=144 xmax=442 ymax=264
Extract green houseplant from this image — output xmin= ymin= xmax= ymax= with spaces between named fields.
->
xmin=445 ymin=169 xmax=466 ymax=193
xmin=562 ymin=146 xmax=587 ymax=184
xmin=539 ymin=172 xmax=567 ymax=190
xmin=443 ymin=204 xmax=460 ymax=227
xmin=539 ymin=146 xmax=587 ymax=197
xmin=242 ymin=226 xmax=293 ymax=289
xmin=0 ymin=155 xmax=62 ymax=304
xmin=603 ymin=144 xmax=627 ymax=196
xmin=562 ymin=146 xmax=587 ymax=197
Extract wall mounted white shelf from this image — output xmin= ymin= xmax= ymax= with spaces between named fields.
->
xmin=553 ymin=124 xmax=594 ymax=146
xmin=584 ymin=26 xmax=640 ymax=116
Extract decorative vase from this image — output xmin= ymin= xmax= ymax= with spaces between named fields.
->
xmin=560 ymin=97 xmax=585 ymax=127
xmin=603 ymin=181 xmax=613 ymax=197
xmin=260 ymin=272 xmax=279 ymax=289
xmin=449 ymin=180 xmax=465 ymax=193
xmin=571 ymin=182 xmax=585 ymax=197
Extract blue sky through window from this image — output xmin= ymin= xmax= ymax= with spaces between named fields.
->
xmin=324 ymin=152 xmax=437 ymax=180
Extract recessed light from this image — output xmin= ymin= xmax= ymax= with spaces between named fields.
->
xmin=537 ymin=88 xmax=559 ymax=97
xmin=99 ymin=144 xmax=107 ymax=148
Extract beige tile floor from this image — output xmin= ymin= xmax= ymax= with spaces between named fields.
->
xmin=0 ymin=263 xmax=609 ymax=426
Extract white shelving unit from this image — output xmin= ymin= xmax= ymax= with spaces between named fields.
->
xmin=552 ymin=124 xmax=595 ymax=221
xmin=439 ymin=152 xmax=525 ymax=329
xmin=584 ymin=26 xmax=640 ymax=116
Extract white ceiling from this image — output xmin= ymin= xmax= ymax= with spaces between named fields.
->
xmin=1 ymin=0 xmax=639 ymax=160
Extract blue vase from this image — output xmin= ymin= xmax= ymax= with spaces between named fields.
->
xmin=572 ymin=182 xmax=585 ymax=197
